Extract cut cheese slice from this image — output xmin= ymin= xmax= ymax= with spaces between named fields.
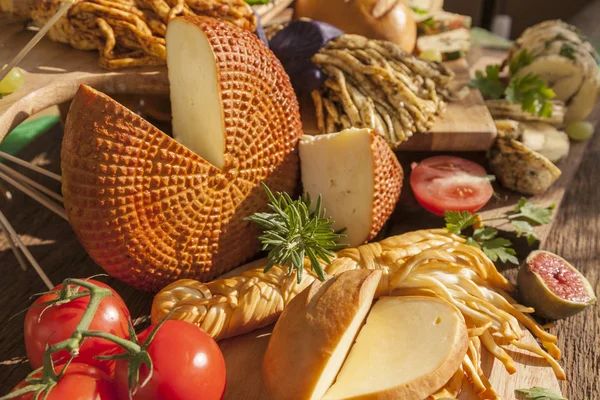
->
xmin=324 ymin=296 xmax=468 ymax=400
xmin=262 ymin=270 xmax=382 ymax=400
xmin=61 ymin=17 xmax=302 ymax=291
xmin=167 ymin=19 xmax=225 ymax=169
xmin=299 ymin=128 xmax=402 ymax=247
xmin=520 ymin=122 xmax=570 ymax=163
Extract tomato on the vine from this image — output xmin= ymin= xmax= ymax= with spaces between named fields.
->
xmin=24 ymin=279 xmax=130 ymax=375
xmin=114 ymin=320 xmax=226 ymax=400
xmin=410 ymin=156 xmax=494 ymax=216
xmin=10 ymin=363 xmax=117 ymax=400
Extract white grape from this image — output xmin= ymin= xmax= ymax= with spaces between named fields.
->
xmin=566 ymin=121 xmax=594 ymax=141
xmin=0 ymin=65 xmax=24 ymax=95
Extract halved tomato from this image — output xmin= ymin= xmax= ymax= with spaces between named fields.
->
xmin=410 ymin=156 xmax=493 ymax=216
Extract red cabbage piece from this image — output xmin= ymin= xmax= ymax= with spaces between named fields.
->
xmin=269 ymin=19 xmax=344 ymax=96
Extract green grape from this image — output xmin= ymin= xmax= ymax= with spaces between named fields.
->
xmin=566 ymin=121 xmax=594 ymax=141
xmin=419 ymin=49 xmax=443 ymax=63
xmin=0 ymin=65 xmax=25 ymax=95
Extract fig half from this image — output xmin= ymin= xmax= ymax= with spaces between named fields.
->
xmin=518 ymin=250 xmax=596 ymax=319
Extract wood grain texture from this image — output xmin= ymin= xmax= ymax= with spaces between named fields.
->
xmin=397 ymin=58 xmax=497 ymax=151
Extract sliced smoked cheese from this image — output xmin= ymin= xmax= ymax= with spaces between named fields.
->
xmin=262 ymin=270 xmax=382 ymax=400
xmin=61 ymin=16 xmax=302 ymax=291
xmin=299 ymin=128 xmax=402 ymax=247
xmin=324 ymin=296 xmax=468 ymax=400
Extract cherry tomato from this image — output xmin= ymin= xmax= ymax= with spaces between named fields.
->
xmin=410 ymin=156 xmax=493 ymax=216
xmin=10 ymin=363 xmax=117 ymax=400
xmin=24 ymin=279 xmax=130 ymax=376
xmin=114 ymin=320 xmax=226 ymax=400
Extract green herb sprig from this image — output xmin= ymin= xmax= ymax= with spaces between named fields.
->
xmin=516 ymin=386 xmax=567 ymax=400
xmin=505 ymin=73 xmax=556 ymax=118
xmin=445 ymin=198 xmax=555 ymax=264
xmin=246 ymin=183 xmax=345 ymax=283
xmin=469 ymin=50 xmax=555 ymax=118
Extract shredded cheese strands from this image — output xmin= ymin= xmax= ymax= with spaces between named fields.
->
xmin=152 ymin=229 xmax=564 ymax=399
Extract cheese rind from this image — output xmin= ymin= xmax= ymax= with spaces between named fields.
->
xmin=61 ymin=16 xmax=302 ymax=291
xmin=262 ymin=270 xmax=382 ymax=400
xmin=299 ymin=128 xmax=402 ymax=247
xmin=324 ymin=296 xmax=469 ymax=400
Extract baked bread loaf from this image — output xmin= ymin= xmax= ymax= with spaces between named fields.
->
xmin=262 ymin=270 xmax=382 ymax=400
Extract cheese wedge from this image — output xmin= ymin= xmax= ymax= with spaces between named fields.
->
xmin=324 ymin=296 xmax=468 ymax=400
xmin=61 ymin=17 xmax=302 ymax=291
xmin=262 ymin=270 xmax=382 ymax=400
xmin=299 ymin=128 xmax=403 ymax=247
xmin=519 ymin=122 xmax=570 ymax=163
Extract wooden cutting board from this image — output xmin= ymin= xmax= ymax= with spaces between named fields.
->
xmin=218 ymin=323 xmax=561 ymax=400
xmin=0 ymin=16 xmax=495 ymax=151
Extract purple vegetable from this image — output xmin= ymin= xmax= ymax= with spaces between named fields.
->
xmin=269 ymin=19 xmax=343 ymax=96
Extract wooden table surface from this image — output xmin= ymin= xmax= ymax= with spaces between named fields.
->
xmin=1 ymin=5 xmax=600 ymax=400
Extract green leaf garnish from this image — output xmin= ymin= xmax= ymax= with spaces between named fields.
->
xmin=244 ymin=0 xmax=270 ymax=4
xmin=468 ymin=65 xmax=506 ymax=100
xmin=559 ymin=43 xmax=576 ymax=60
xmin=247 ymin=183 xmax=345 ymax=283
xmin=516 ymin=386 xmax=567 ymax=400
xmin=481 ymin=237 xmax=519 ymax=264
xmin=443 ymin=198 xmax=554 ymax=265
xmin=511 ymin=197 xmax=555 ymax=225
xmin=505 ymin=73 xmax=555 ymax=117
xmin=509 ymin=49 xmax=533 ymax=75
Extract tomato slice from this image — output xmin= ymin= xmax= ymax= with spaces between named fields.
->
xmin=410 ymin=156 xmax=493 ymax=216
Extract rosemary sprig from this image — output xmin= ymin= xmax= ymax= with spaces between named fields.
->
xmin=246 ymin=183 xmax=345 ymax=283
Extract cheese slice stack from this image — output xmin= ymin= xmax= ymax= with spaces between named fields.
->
xmin=61 ymin=16 xmax=302 ymax=291
xmin=299 ymin=128 xmax=403 ymax=247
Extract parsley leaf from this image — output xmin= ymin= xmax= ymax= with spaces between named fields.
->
xmin=468 ymin=65 xmax=507 ymax=100
xmin=511 ymin=220 xmax=537 ymax=245
xmin=444 ymin=211 xmax=479 ymax=235
xmin=559 ymin=43 xmax=576 ymax=60
xmin=505 ymin=73 xmax=556 ymax=117
xmin=482 ymin=238 xmax=518 ymax=264
xmin=509 ymin=49 xmax=533 ymax=75
xmin=516 ymin=386 xmax=566 ymax=400
xmin=472 ymin=227 xmax=498 ymax=241
xmin=410 ymin=6 xmax=429 ymax=15
xmin=510 ymin=198 xmax=555 ymax=225
xmin=443 ymin=198 xmax=555 ymax=266
xmin=444 ymin=211 xmax=519 ymax=265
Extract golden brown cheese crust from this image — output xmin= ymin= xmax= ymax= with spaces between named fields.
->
xmin=62 ymin=18 xmax=302 ymax=291
xmin=262 ymin=270 xmax=382 ymax=400
xmin=368 ymin=131 xmax=403 ymax=242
